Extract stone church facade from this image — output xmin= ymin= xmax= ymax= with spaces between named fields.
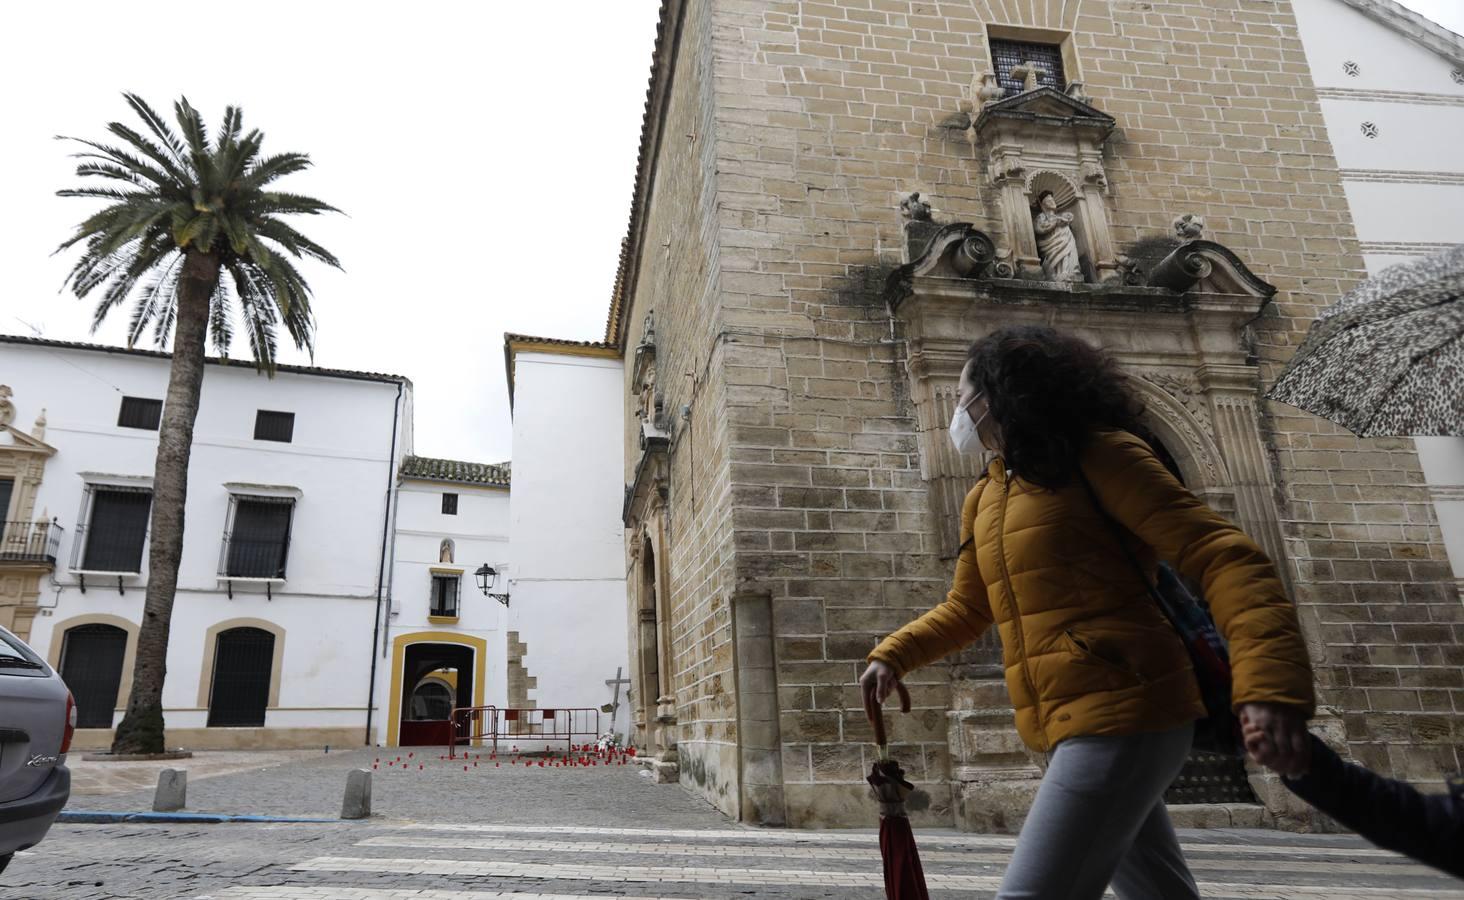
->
xmin=610 ymin=0 xmax=1462 ymax=830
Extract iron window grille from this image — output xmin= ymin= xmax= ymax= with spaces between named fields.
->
xmin=431 ymin=574 xmax=460 ymax=618
xmin=71 ymin=485 xmax=152 ymax=574
xmin=117 ymin=397 xmax=163 ymax=431
xmin=206 ymin=626 xmax=275 ymax=727
xmin=58 ymin=624 xmax=128 ymax=728
xmin=219 ymin=495 xmax=295 ymax=580
xmin=989 ymin=38 xmax=1066 ymax=96
xmin=442 ymin=493 xmax=458 ymax=515
xmin=253 ymin=410 xmax=295 ymax=443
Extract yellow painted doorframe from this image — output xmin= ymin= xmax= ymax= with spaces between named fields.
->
xmin=386 ymin=631 xmax=488 ymax=747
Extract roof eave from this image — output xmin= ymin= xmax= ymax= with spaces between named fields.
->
xmin=603 ymin=0 xmax=688 ymax=349
xmin=1336 ymin=0 xmax=1464 ymax=67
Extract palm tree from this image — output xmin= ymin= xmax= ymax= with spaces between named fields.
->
xmin=56 ymin=95 xmax=341 ymax=754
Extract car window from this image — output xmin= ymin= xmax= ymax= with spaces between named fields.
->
xmin=0 ymin=630 xmax=44 ymax=670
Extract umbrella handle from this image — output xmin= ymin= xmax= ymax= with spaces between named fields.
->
xmin=864 ymin=679 xmax=912 ymax=758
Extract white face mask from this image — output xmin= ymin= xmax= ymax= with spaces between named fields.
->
xmin=949 ymin=394 xmax=989 ymax=456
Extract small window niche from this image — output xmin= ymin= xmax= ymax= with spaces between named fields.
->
xmin=253 ymin=410 xmax=295 ymax=443
xmin=442 ymin=493 xmax=458 ymax=516
xmin=118 ymin=397 xmax=163 ymax=431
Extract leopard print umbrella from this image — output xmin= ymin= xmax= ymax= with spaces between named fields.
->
xmin=1267 ymin=243 xmax=1464 ymax=437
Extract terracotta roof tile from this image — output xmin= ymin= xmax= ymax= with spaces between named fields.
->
xmin=399 ymin=455 xmax=511 ymax=487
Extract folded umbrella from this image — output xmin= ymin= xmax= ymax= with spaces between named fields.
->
xmin=1267 ymin=243 xmax=1464 ymax=437
xmin=864 ymin=680 xmax=930 ymax=900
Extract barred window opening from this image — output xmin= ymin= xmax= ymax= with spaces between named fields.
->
xmin=989 ymin=38 xmax=1066 ymax=96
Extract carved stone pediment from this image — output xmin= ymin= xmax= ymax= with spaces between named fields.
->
xmin=1131 ymin=239 xmax=1278 ymax=299
xmin=623 ymin=437 xmax=669 ymax=529
xmin=973 ymin=86 xmax=1116 ymax=135
xmin=889 ymin=223 xmax=998 ymax=286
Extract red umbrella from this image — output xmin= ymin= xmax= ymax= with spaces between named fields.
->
xmin=864 ymin=681 xmax=930 ymax=900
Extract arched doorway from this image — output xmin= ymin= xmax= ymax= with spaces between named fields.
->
xmin=207 ymin=627 xmax=276 ymax=727
xmin=59 ymin=624 xmax=127 ymax=729
xmin=398 ymin=643 xmax=474 ymax=746
xmin=1142 ymin=431 xmax=1258 ymax=806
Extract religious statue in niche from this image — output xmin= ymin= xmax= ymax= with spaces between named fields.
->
xmin=1032 ymin=192 xmax=1081 ymax=282
xmin=439 ymin=539 xmax=455 ymax=564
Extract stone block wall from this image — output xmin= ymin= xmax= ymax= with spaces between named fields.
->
xmin=691 ymin=0 xmax=1461 ymax=826
xmin=618 ymin=0 xmax=744 ymax=817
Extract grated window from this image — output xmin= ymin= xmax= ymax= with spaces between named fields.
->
xmin=989 ymin=38 xmax=1066 ymax=96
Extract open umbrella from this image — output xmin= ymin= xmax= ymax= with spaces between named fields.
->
xmin=1267 ymin=243 xmax=1464 ymax=436
xmin=864 ymin=680 xmax=930 ymax=900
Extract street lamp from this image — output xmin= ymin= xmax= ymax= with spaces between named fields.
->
xmin=474 ymin=564 xmax=510 ymax=607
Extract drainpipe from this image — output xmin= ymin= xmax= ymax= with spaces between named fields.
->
xmin=366 ymin=379 xmax=404 ymax=745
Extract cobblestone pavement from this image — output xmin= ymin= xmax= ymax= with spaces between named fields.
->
xmin=9 ymin=747 xmax=1460 ymax=899
xmin=71 ymin=750 xmax=322 ymax=797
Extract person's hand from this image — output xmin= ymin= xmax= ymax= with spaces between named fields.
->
xmin=860 ymin=660 xmax=900 ymax=707
xmin=1239 ymin=702 xmax=1311 ymax=777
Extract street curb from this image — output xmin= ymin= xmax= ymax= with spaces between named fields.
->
xmin=58 ymin=810 xmax=337 ymax=825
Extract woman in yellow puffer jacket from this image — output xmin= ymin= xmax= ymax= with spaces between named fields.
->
xmin=860 ymin=325 xmax=1316 ymax=900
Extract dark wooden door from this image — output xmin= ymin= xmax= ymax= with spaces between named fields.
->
xmin=207 ymin=627 xmax=275 ymax=727
xmin=59 ymin=624 xmax=127 ymax=729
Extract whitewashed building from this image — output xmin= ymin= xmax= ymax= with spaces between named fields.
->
xmin=1 ymin=334 xmax=411 ymax=750
xmin=1291 ymin=0 xmax=1464 ymax=597
xmin=504 ymin=335 xmax=631 ymax=744
xmin=375 ymin=456 xmax=511 ymax=747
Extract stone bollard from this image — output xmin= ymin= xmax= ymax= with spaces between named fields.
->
xmin=341 ymin=768 xmax=371 ymax=820
xmin=153 ymin=768 xmax=186 ymax=812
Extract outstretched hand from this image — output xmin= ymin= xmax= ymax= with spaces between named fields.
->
xmin=1239 ymin=702 xmax=1311 ymax=777
xmin=860 ymin=660 xmax=901 ymax=707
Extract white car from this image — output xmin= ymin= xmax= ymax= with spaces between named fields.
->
xmin=0 ymin=625 xmax=73 ymax=875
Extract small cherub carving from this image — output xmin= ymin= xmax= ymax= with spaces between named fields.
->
xmin=1173 ymin=214 xmax=1205 ymax=240
xmin=899 ymin=192 xmax=933 ymax=222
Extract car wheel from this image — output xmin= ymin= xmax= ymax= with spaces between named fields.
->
xmin=0 ymin=852 xmax=11 ymax=875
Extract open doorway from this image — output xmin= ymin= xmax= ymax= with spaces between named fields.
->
xmin=398 ymin=642 xmax=474 ymax=746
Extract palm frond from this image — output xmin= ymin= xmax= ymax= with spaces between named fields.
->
xmin=105 ymin=122 xmax=193 ymax=187
xmin=128 ymin=253 xmax=184 ymax=348
xmin=257 ymin=191 xmax=340 ymax=216
xmin=123 ymin=93 xmax=188 ymax=168
xmin=208 ymin=278 xmax=233 ymax=356
xmin=242 ymin=153 xmax=312 ymax=188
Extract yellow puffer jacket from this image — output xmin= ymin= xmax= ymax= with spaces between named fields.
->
xmin=869 ymin=428 xmax=1315 ymax=752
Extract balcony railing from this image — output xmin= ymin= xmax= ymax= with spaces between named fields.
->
xmin=0 ymin=520 xmax=63 ymax=565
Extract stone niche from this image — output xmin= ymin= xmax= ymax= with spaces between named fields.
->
xmin=886 ymin=217 xmax=1336 ymax=830
xmin=969 ymin=79 xmax=1120 ymax=284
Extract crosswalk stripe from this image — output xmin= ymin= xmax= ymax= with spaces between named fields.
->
xmin=400 ymin=822 xmax=1405 ymax=858
xmin=291 ymin=856 xmax=1464 ymax=898
xmin=360 ymin=834 xmax=1435 ymax=877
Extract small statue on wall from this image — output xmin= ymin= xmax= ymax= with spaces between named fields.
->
xmin=439 ymin=539 xmax=455 ymax=564
xmin=899 ymin=191 xmax=932 ymax=222
xmin=1032 ymin=192 xmax=1082 ymax=282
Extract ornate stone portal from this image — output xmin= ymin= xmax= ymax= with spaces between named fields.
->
xmin=623 ymin=319 xmax=678 ymax=782
xmin=887 ymin=219 xmax=1321 ymax=829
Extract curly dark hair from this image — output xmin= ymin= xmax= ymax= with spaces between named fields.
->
xmin=966 ymin=325 xmax=1148 ymax=488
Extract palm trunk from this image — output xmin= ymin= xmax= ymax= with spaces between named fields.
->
xmin=111 ymin=250 xmax=219 ymax=755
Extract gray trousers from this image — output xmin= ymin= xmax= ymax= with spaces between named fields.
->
xmin=995 ymin=722 xmax=1200 ymax=900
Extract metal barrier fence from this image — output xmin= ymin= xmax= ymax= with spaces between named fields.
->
xmin=448 ymin=706 xmax=601 ymax=759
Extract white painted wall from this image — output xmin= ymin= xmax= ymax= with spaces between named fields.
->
xmin=1291 ymin=0 xmax=1464 ymax=587
xmin=508 ymin=350 xmax=629 ymax=742
xmin=372 ymin=476 xmax=511 ymax=744
xmin=4 ymin=340 xmax=407 ymax=739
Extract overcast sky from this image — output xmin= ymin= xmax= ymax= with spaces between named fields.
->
xmin=1 ymin=1 xmax=1459 ymax=463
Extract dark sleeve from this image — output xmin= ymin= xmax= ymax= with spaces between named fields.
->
xmin=1283 ymin=736 xmax=1464 ymax=878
